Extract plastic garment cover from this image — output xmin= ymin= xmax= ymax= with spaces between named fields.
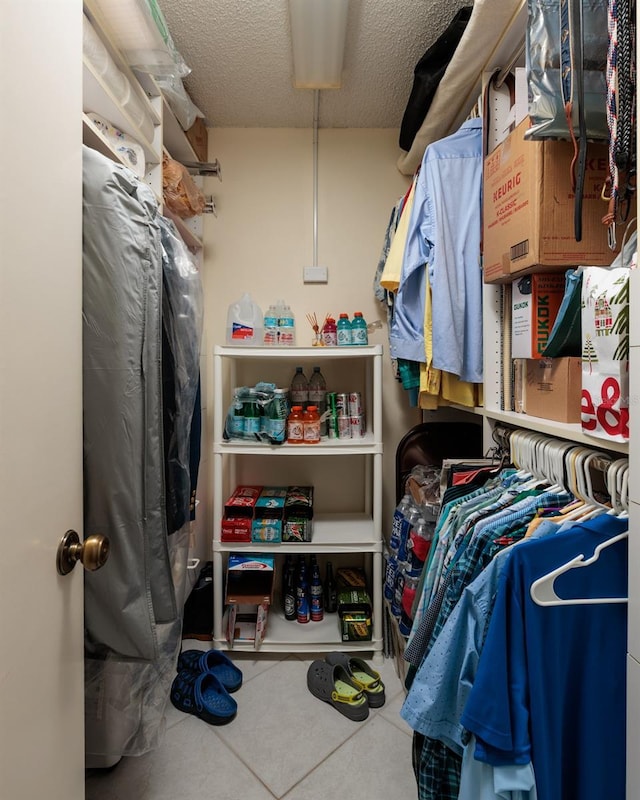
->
xmin=82 ymin=147 xmax=192 ymax=759
xmin=526 ymin=0 xmax=609 ymax=140
xmin=397 ymin=0 xmax=523 ymax=175
xmin=399 ymin=7 xmax=473 ymax=152
xmin=159 ymin=216 xmax=203 ymax=534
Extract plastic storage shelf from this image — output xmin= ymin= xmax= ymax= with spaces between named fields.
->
xmin=211 ymin=344 xmax=384 ymax=661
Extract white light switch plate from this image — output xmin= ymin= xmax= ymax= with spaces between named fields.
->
xmin=303 ymin=266 xmax=328 ymax=283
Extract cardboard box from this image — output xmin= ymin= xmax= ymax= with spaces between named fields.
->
xmin=525 ymin=357 xmax=582 ymax=423
xmin=251 ymin=487 xmax=286 ymax=543
xmin=483 ymin=117 xmax=615 ymax=284
xmin=223 ymin=485 xmax=315 ymax=543
xmin=221 ymin=516 xmax=252 ymax=543
xmin=511 ymin=273 xmax=565 ymax=359
xmin=337 ymin=587 xmax=372 ymax=642
xmin=281 ymin=486 xmax=314 ymax=542
xmin=185 ymin=116 xmax=208 ymax=162
xmin=225 ymin=553 xmax=275 ymax=649
xmin=222 ymin=486 xmax=262 ymax=543
xmin=224 ymin=485 xmax=261 ymax=516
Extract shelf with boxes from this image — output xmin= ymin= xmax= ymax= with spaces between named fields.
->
xmin=223 ymin=556 xmax=375 ymax=653
xmin=480 ymin=64 xmax=632 ymax=456
xmin=211 ymin=344 xmax=384 ymax=660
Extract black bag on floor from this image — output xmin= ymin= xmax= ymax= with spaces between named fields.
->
xmin=182 ymin=561 xmax=213 ymax=640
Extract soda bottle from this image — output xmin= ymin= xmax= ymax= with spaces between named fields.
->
xmin=263 ymin=304 xmax=279 ymax=346
xmin=242 ymin=389 xmax=260 ymax=438
xmin=337 ymin=313 xmax=352 ymax=346
xmin=351 ymin=312 xmax=368 ymax=345
xmin=303 ymin=405 xmax=320 ymax=444
xmin=296 ymin=557 xmax=310 ymax=623
xmin=267 ymin=388 xmax=288 ymax=444
xmin=308 ymin=366 xmax=327 ymax=437
xmin=286 ymin=406 xmax=305 ymax=444
xmin=283 ymin=557 xmax=297 ymax=621
xmin=322 ymin=316 xmax=338 ymax=347
xmin=290 ymin=366 xmax=308 ymax=406
xmin=310 ymin=560 xmax=324 ymax=621
xmin=281 ymin=554 xmax=292 ymax=612
xmin=229 ymin=388 xmax=244 ymax=438
xmin=324 ymin=561 xmax=338 ymax=613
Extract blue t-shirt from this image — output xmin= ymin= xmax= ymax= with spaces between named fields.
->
xmin=461 ymin=514 xmax=628 ymax=800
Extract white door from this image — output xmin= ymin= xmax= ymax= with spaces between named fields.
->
xmin=0 ymin=3 xmax=85 ymax=799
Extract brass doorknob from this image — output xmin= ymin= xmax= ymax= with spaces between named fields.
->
xmin=56 ymin=530 xmax=110 ymax=576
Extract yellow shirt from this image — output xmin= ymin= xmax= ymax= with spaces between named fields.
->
xmin=380 ymin=177 xmax=417 ymax=293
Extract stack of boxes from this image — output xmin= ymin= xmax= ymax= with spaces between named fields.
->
xmin=482 ymin=111 xmax=625 ymax=423
xmin=221 ymin=485 xmax=313 ymax=543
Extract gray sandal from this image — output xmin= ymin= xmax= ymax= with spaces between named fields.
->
xmin=325 ymin=652 xmax=386 ymax=708
xmin=306 ymin=659 xmax=369 ymax=721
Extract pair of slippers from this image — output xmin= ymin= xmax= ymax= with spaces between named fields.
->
xmin=306 ymin=653 xmax=385 ymax=722
xmin=170 ymin=649 xmax=243 ymax=726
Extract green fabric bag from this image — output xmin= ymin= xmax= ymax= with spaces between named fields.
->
xmin=541 ymin=268 xmax=583 ymax=357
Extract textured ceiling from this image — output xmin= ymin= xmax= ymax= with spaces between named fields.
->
xmin=157 ymin=0 xmax=471 ymax=128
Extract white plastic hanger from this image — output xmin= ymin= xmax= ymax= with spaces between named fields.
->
xmin=530 ymin=531 xmax=628 ymax=606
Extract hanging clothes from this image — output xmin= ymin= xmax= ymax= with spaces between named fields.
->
xmin=82 ymin=146 xmax=202 ymax=760
xmin=159 ymin=216 xmax=203 ymax=535
xmin=460 ymin=514 xmax=628 ymax=800
xmin=400 ymin=463 xmax=582 ymax=800
xmin=393 ymin=118 xmax=483 ymax=383
xmin=403 ymin=519 xmax=560 ymax=800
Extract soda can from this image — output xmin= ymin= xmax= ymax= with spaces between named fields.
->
xmin=348 ymin=392 xmax=362 ymax=416
xmin=326 ymin=392 xmax=338 ymax=414
xmin=350 ymin=415 xmax=365 ymax=437
xmin=337 ymin=415 xmax=351 ymax=439
xmin=328 ymin=413 xmax=339 ymax=439
xmin=335 ymin=393 xmax=349 ymax=415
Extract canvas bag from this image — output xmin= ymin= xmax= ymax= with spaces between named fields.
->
xmin=580 ymin=266 xmax=630 ymax=442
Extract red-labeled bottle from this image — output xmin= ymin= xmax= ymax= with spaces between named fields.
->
xmin=303 ymin=405 xmax=321 ymax=444
xmin=287 ymin=406 xmax=305 ymax=444
xmin=322 ymin=316 xmax=338 ymax=347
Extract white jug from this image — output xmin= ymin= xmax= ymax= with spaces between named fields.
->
xmin=226 ymin=293 xmax=264 ymax=346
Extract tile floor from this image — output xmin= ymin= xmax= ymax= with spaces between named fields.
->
xmin=85 ymin=644 xmax=417 ymax=800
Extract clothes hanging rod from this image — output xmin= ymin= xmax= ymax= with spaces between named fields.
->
xmin=182 ymin=159 xmax=222 ymax=180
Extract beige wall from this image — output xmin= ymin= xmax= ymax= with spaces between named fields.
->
xmin=199 ymin=127 xmax=422 ymax=546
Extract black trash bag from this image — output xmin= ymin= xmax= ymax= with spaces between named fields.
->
xmin=399 ymin=6 xmax=473 ymax=152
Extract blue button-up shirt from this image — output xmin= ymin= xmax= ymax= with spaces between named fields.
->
xmin=390 ymin=119 xmax=483 ymax=382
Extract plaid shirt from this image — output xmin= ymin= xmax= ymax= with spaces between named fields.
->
xmin=413 ymin=733 xmax=461 ymax=800
xmin=428 ymin=491 xmax=571 ymax=650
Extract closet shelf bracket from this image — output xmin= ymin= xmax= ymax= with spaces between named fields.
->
xmin=182 ymin=159 xmax=222 ymax=180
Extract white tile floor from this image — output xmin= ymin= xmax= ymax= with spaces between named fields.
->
xmin=85 ymin=645 xmax=417 ymax=800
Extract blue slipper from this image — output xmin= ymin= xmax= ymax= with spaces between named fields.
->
xmin=177 ymin=648 xmax=243 ymax=693
xmin=170 ymin=669 xmax=237 ymax=725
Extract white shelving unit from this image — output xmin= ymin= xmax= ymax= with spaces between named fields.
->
xmin=212 ymin=345 xmax=384 ymax=660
